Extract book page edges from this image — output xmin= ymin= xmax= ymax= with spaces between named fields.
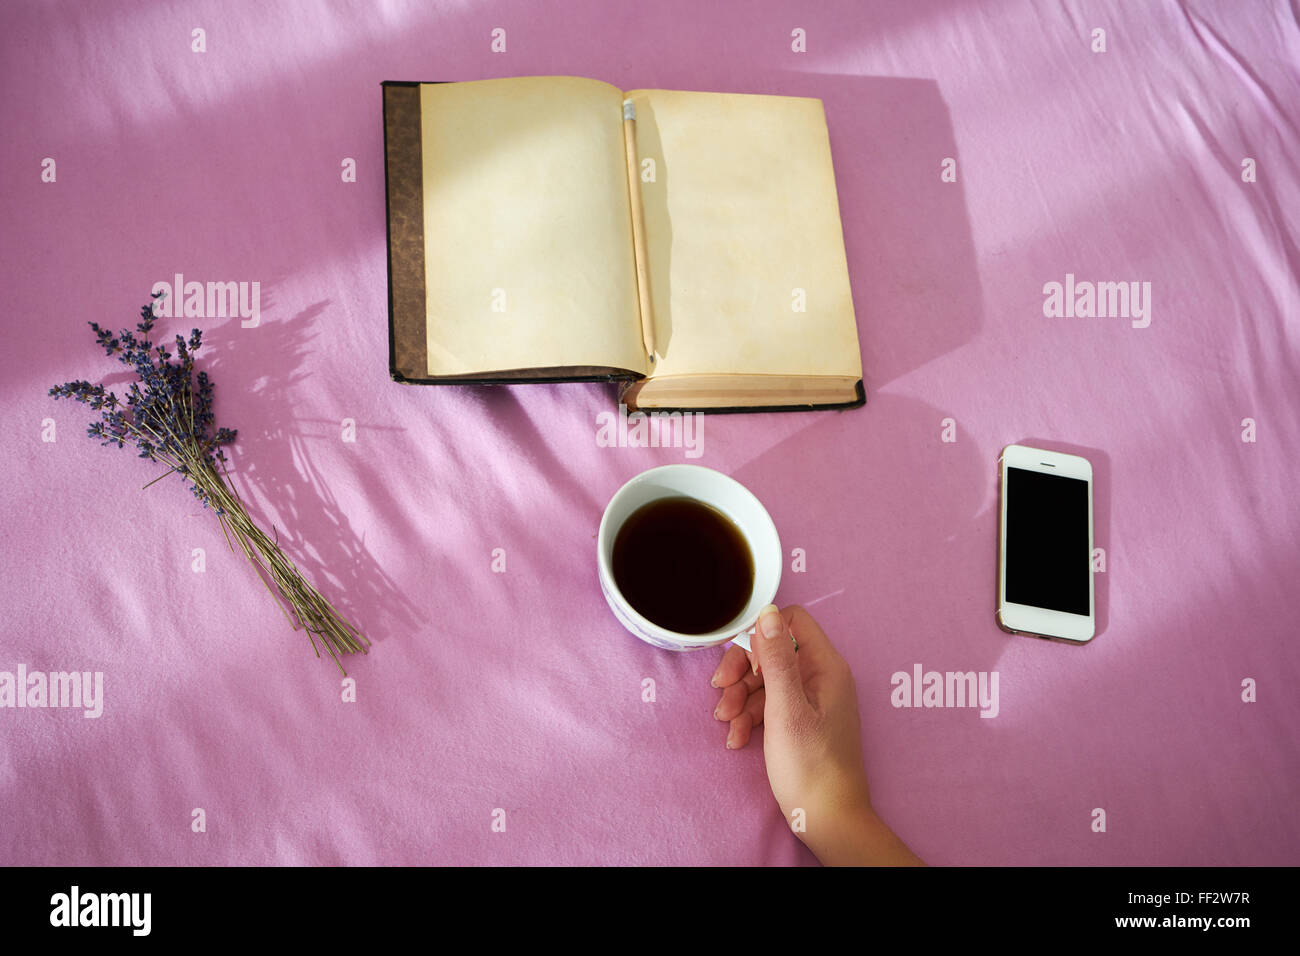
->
xmin=621 ymin=374 xmax=864 ymax=411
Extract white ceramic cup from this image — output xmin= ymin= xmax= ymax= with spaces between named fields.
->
xmin=597 ymin=464 xmax=781 ymax=652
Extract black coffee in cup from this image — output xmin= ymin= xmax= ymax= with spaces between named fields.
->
xmin=611 ymin=496 xmax=754 ymax=634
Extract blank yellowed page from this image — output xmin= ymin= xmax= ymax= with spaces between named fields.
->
xmin=623 ymin=89 xmax=861 ymax=379
xmin=420 ymin=77 xmax=647 ymax=376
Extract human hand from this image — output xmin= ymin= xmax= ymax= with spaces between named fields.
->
xmin=711 ymin=604 xmax=924 ymax=866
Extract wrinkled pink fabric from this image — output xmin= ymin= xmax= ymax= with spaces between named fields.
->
xmin=2 ymin=0 xmax=1297 ymax=866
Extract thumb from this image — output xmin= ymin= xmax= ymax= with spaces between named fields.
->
xmin=753 ymin=604 xmax=810 ymax=726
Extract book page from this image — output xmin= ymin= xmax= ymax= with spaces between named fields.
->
xmin=420 ymin=77 xmax=647 ymax=376
xmin=623 ymin=89 xmax=862 ymax=380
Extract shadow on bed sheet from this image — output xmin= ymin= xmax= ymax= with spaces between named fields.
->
xmin=732 ymin=391 xmax=997 ymax=658
xmin=196 ymin=299 xmax=422 ymax=646
xmin=780 ymin=72 xmax=984 ymax=391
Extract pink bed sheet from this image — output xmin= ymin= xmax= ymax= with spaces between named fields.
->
xmin=2 ymin=0 xmax=1298 ymax=865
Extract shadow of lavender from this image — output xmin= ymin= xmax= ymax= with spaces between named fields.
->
xmin=189 ymin=299 xmax=420 ymax=651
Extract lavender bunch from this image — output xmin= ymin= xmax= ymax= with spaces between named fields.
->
xmin=49 ymin=291 xmax=369 ymax=673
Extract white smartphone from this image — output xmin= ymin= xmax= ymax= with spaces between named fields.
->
xmin=997 ymin=444 xmax=1095 ymax=643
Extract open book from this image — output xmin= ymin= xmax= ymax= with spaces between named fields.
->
xmin=382 ymin=76 xmax=864 ymax=412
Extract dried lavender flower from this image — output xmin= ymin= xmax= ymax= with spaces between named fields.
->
xmin=50 ymin=291 xmax=368 ymax=673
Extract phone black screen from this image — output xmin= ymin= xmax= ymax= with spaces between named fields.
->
xmin=1005 ymin=467 xmax=1090 ymax=616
